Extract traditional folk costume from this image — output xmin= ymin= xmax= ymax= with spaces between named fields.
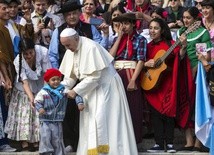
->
xmin=4 ymin=45 xmax=51 ymax=142
xmin=0 ymin=19 xmax=34 ymax=105
xmin=113 ymin=30 xmax=146 ymax=143
xmin=144 ymin=40 xmax=180 ymax=148
xmin=0 ymin=18 xmax=33 ymax=142
xmin=202 ymin=18 xmax=214 ymax=60
xmin=59 ymin=36 xmax=138 ymax=155
xmin=176 ymin=26 xmax=212 ymax=128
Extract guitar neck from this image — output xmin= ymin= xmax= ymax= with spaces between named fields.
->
xmin=159 ymin=21 xmax=201 ymax=62
xmin=160 ymin=39 xmax=181 ymax=61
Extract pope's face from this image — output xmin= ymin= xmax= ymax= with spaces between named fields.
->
xmin=60 ymin=36 xmax=79 ymax=52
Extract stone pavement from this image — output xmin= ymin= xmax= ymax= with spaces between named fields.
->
xmin=0 ymin=152 xmax=209 ymax=155
xmin=2 ymin=129 xmax=209 ymax=155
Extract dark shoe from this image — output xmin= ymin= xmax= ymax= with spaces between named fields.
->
xmin=192 ymin=147 xmax=201 ymax=152
xmin=166 ymin=144 xmax=176 ymax=153
xmin=177 ymin=146 xmax=194 ymax=151
xmin=200 ymin=146 xmax=209 ymax=152
xmin=29 ymin=146 xmax=39 ymax=152
xmin=147 ymin=144 xmax=165 ymax=153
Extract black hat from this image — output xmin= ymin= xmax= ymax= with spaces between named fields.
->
xmin=112 ymin=13 xmax=136 ymax=22
xmin=9 ymin=0 xmax=21 ymax=5
xmin=57 ymin=1 xmax=82 ymax=14
xmin=201 ymin=0 xmax=214 ymax=8
xmin=0 ymin=0 xmax=10 ymax=4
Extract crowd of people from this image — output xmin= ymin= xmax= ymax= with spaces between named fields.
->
xmin=0 ymin=0 xmax=214 ymax=154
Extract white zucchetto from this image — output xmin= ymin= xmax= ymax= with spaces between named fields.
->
xmin=60 ymin=28 xmax=77 ymax=37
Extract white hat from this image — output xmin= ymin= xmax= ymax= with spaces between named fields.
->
xmin=60 ymin=28 xmax=77 ymax=37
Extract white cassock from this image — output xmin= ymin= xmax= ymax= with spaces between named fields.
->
xmin=59 ymin=36 xmax=138 ymax=155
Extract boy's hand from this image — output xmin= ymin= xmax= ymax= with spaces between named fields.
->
xmin=78 ymin=104 xmax=85 ymax=111
xmin=39 ymin=108 xmax=46 ymax=115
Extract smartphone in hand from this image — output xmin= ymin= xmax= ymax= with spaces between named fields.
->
xmin=196 ymin=43 xmax=207 ymax=56
xmin=44 ymin=17 xmax=51 ymax=28
xmin=89 ymin=17 xmax=103 ymax=26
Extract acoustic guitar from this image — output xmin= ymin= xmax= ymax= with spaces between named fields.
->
xmin=141 ymin=21 xmax=201 ymax=91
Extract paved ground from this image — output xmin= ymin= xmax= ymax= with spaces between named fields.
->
xmin=1 ymin=128 xmax=209 ymax=155
xmin=0 ymin=152 xmax=209 ymax=155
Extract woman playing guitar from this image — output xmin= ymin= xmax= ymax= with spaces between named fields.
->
xmin=145 ymin=17 xmax=182 ymax=153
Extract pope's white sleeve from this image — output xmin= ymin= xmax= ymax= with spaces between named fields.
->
xmin=61 ymin=76 xmax=77 ymax=90
xmin=73 ymin=70 xmax=101 ymax=97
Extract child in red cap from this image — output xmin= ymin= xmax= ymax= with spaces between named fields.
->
xmin=34 ymin=68 xmax=84 ymax=155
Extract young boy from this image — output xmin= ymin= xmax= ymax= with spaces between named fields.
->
xmin=34 ymin=68 xmax=84 ymax=155
xmin=20 ymin=0 xmax=63 ymax=44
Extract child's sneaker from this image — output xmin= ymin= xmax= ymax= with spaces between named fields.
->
xmin=166 ymin=144 xmax=176 ymax=153
xmin=147 ymin=144 xmax=165 ymax=153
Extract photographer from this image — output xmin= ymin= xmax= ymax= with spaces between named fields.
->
xmin=20 ymin=0 xmax=63 ymax=45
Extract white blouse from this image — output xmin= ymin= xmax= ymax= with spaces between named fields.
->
xmin=14 ymin=45 xmax=51 ymax=94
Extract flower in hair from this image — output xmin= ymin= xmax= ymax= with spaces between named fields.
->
xmin=162 ymin=11 xmax=168 ymax=19
xmin=197 ymin=12 xmax=203 ymax=18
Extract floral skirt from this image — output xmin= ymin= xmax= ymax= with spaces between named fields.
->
xmin=4 ymin=88 xmax=40 ymax=142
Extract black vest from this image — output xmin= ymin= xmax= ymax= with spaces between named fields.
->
xmin=57 ymin=21 xmax=93 ymax=65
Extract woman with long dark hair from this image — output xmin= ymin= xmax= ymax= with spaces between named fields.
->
xmin=4 ymin=38 xmax=51 ymax=151
xmin=178 ymin=6 xmax=212 ymax=152
xmin=144 ymin=18 xmax=182 ymax=153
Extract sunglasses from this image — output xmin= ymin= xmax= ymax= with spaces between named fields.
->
xmin=195 ymin=2 xmax=202 ymax=5
xmin=169 ymin=0 xmax=177 ymax=2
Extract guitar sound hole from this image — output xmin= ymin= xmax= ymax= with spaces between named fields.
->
xmin=155 ymin=59 xmax=162 ymax=68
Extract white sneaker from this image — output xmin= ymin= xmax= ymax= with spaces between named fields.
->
xmin=147 ymin=144 xmax=165 ymax=153
xmin=167 ymin=144 xmax=176 ymax=153
xmin=0 ymin=144 xmax=17 ymax=152
xmin=65 ymin=145 xmax=73 ymax=153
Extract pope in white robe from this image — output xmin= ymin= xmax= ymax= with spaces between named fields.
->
xmin=59 ymin=28 xmax=138 ymax=155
